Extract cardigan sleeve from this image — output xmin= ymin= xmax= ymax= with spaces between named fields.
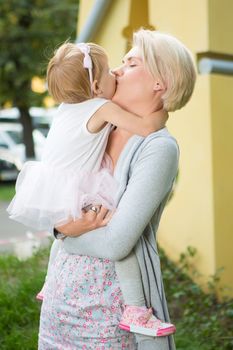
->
xmin=63 ymin=136 xmax=179 ymax=261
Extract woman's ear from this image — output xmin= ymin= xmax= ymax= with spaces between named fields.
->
xmin=91 ymin=80 xmax=103 ymax=96
xmin=153 ymin=80 xmax=165 ymax=92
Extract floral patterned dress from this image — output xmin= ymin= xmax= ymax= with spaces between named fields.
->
xmin=38 ymin=247 xmax=136 ymax=349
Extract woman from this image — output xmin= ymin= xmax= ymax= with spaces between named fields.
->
xmin=38 ymin=29 xmax=196 ymax=349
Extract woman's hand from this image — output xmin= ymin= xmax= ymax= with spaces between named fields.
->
xmin=56 ymin=206 xmax=113 ymax=237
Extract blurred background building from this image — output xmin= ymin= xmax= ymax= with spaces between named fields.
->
xmin=77 ymin=0 xmax=233 ymax=297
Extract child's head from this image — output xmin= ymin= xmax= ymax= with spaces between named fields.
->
xmin=47 ymin=42 xmax=116 ymax=104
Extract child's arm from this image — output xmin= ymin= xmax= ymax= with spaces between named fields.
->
xmin=88 ymin=102 xmax=165 ymax=136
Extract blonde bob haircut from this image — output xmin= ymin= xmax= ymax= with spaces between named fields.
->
xmin=133 ymin=29 xmax=196 ymax=112
xmin=47 ymin=42 xmax=107 ymax=104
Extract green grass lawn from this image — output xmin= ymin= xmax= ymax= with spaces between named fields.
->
xmin=0 ymin=246 xmax=232 ymax=349
xmin=0 ymin=249 xmax=48 ymax=350
xmin=0 ymin=182 xmax=15 ymax=201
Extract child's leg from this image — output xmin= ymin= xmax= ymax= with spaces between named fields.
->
xmin=116 ymin=250 xmax=176 ymax=337
xmin=36 ymin=239 xmax=61 ymax=300
xmin=115 ymin=250 xmax=145 ymax=306
xmin=47 ymin=239 xmax=62 ymax=275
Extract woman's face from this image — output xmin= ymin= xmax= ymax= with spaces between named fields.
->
xmin=112 ymin=46 xmax=158 ymax=112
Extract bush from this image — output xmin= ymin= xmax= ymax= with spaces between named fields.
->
xmin=160 ymin=246 xmax=233 ymax=350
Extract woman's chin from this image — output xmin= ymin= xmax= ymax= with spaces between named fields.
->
xmin=111 ymin=91 xmax=118 ymax=103
xmin=112 ymin=94 xmax=128 ymax=110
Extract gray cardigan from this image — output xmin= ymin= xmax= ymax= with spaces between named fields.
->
xmin=64 ymin=128 xmax=179 ymax=350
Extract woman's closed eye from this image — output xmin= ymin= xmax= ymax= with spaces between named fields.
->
xmin=128 ymin=60 xmax=138 ymax=67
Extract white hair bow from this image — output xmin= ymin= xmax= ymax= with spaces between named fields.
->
xmin=77 ymin=43 xmax=93 ymax=90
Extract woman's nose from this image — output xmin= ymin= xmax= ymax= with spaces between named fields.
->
xmin=112 ymin=65 xmax=124 ymax=77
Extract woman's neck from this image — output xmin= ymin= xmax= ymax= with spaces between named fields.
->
xmin=113 ymin=92 xmax=164 ymax=117
xmin=105 ymin=128 xmax=133 ymax=170
xmin=114 ymin=127 xmax=134 ymax=139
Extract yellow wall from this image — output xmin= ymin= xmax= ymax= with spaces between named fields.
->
xmin=78 ymin=0 xmax=131 ymax=67
xmin=153 ymin=0 xmax=233 ymax=296
xmin=77 ymin=0 xmax=233 ymax=296
xmin=159 ymin=75 xmax=215 ymax=281
xmin=148 ymin=0 xmax=216 ymax=286
xmin=208 ymin=1 xmax=233 ymax=293
xmin=211 ymin=75 xmax=233 ymax=292
xmin=209 ymin=0 xmax=233 ymax=54
xmin=210 ymin=2 xmax=233 ymax=294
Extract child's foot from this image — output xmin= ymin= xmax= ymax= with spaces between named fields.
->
xmin=119 ymin=305 xmax=176 ymax=337
xmin=36 ymin=284 xmax=46 ymax=301
xmin=36 ymin=291 xmax=44 ymax=301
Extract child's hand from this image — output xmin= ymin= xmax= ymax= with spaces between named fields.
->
xmin=56 ymin=206 xmax=113 ymax=237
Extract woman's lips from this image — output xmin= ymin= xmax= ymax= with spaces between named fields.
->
xmin=114 ymin=80 xmax=118 ymax=93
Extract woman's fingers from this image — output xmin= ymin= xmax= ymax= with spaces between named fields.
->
xmin=83 ymin=205 xmax=112 ymax=228
xmin=96 ymin=206 xmax=109 ymax=220
xmin=56 ymin=205 xmax=113 ymax=237
xmin=96 ymin=207 xmax=114 ymax=227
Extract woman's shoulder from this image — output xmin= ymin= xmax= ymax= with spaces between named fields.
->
xmin=128 ymin=128 xmax=180 ymax=171
xmin=141 ymin=127 xmax=179 ymax=154
xmin=117 ymin=128 xmax=179 ymax=170
xmin=124 ymin=128 xmax=179 ymax=174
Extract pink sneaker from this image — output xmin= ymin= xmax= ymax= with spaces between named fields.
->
xmin=119 ymin=305 xmax=176 ymax=337
xmin=36 ymin=291 xmax=44 ymax=301
xmin=36 ymin=283 xmax=46 ymax=301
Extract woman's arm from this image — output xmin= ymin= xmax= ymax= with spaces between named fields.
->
xmin=63 ymin=136 xmax=179 ymax=260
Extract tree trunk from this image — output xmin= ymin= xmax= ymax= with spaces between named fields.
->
xmin=19 ymin=107 xmax=35 ymax=159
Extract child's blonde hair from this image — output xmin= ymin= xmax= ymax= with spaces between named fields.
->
xmin=133 ymin=29 xmax=196 ymax=112
xmin=47 ymin=42 xmax=107 ymax=104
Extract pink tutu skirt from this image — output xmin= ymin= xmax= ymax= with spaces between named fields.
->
xmin=7 ymin=155 xmax=117 ymax=232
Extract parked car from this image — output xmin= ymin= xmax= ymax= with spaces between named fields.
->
xmin=0 ymin=107 xmax=55 ymax=137
xmin=0 ymin=147 xmax=23 ymax=181
xmin=0 ymin=123 xmax=46 ymax=163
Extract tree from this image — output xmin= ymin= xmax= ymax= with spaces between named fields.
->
xmin=0 ymin=0 xmax=79 ymax=157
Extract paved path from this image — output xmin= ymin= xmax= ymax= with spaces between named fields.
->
xmin=0 ymin=200 xmax=51 ymax=259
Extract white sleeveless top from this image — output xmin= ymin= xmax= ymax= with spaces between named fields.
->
xmin=7 ymin=98 xmax=117 ymax=232
xmin=42 ymin=98 xmax=111 ymax=171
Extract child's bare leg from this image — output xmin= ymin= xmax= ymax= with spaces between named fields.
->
xmin=47 ymin=239 xmax=61 ymax=274
xmin=115 ymin=250 xmax=176 ymax=337
xmin=36 ymin=239 xmax=61 ymax=300
xmin=115 ymin=250 xmax=145 ymax=306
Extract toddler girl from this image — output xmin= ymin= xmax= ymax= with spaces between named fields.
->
xmin=7 ymin=42 xmax=175 ymax=337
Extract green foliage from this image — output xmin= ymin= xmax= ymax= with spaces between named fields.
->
xmin=0 ymin=0 xmax=79 ymax=156
xmin=0 ymin=246 xmax=232 ymax=349
xmin=160 ymin=246 xmax=233 ymax=350
xmin=0 ymin=248 xmax=49 ymax=349
xmin=0 ymin=0 xmax=79 ymax=107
